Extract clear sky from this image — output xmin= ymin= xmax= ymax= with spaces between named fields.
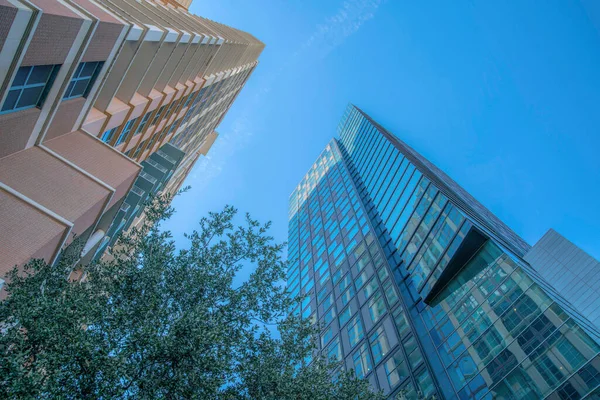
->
xmin=163 ymin=0 xmax=600 ymax=262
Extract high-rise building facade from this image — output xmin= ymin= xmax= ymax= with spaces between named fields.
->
xmin=524 ymin=230 xmax=600 ymax=333
xmin=287 ymin=105 xmax=600 ymax=399
xmin=0 ymin=0 xmax=263 ymax=285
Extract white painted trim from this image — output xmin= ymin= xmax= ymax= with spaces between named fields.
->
xmin=127 ymin=24 xmax=143 ymax=41
xmin=180 ymin=31 xmax=191 ymax=44
xmin=191 ymin=33 xmax=202 ymax=44
xmin=39 ymin=145 xmax=115 ymax=192
xmin=164 ymin=27 xmax=179 ymax=43
xmin=143 ymin=24 xmax=164 ymax=42
xmin=204 ymin=75 xmax=215 ymax=86
xmin=0 ymin=182 xmax=72 ymax=227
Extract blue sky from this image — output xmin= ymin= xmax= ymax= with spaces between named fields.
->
xmin=163 ymin=0 xmax=600 ymax=261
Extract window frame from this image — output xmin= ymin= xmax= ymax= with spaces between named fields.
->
xmin=101 ymin=127 xmax=118 ymax=143
xmin=115 ymin=117 xmax=139 ymax=146
xmin=62 ymin=61 xmax=104 ymax=100
xmin=1 ymin=64 xmax=60 ymax=114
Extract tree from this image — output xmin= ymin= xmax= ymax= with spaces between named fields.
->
xmin=0 ymin=195 xmax=383 ymax=399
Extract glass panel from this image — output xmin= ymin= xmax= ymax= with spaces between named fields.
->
xmin=339 ymin=304 xmax=353 ymax=326
xmin=384 ymin=350 xmax=409 ymax=388
xmin=384 ymin=281 xmax=399 ymax=306
xmin=377 ymin=265 xmax=389 ymax=281
xmin=327 ymin=337 xmax=342 ymax=361
xmin=16 ymin=86 xmax=44 ymax=108
xmin=1 ymin=89 xmax=20 ymax=111
xmin=370 ymin=326 xmax=390 ymax=363
xmin=63 ymin=81 xmax=76 ymax=99
xmin=352 ymin=343 xmax=372 ymax=378
xmin=363 ymin=279 xmax=378 ymax=299
xmin=321 ymin=326 xmax=333 ymax=346
xmin=13 ymin=66 xmax=31 ymax=86
xmin=416 ymin=369 xmax=436 ymax=398
xmin=368 ymin=293 xmax=387 ymax=324
xmin=74 ymin=62 xmax=85 ymax=78
xmin=81 ymin=62 xmax=98 ymax=77
xmin=393 ymin=307 xmax=410 ymax=338
xmin=71 ymin=78 xmax=91 ymax=97
xmin=348 ymin=316 xmax=364 ymax=347
xmin=27 ymin=65 xmax=53 ymax=85
xmin=398 ymin=381 xmax=419 ymax=400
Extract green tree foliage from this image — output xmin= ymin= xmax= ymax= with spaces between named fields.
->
xmin=0 ymin=195 xmax=383 ymax=399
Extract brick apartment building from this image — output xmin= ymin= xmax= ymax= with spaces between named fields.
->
xmin=0 ymin=0 xmax=264 ymax=287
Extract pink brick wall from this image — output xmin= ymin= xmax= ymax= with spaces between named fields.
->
xmin=22 ymin=14 xmax=82 ymax=66
xmin=82 ymin=22 xmax=122 ymax=63
xmin=0 ymin=4 xmax=17 ymax=53
xmin=44 ymin=97 xmax=86 ymax=141
xmin=0 ymin=108 xmax=40 ymax=159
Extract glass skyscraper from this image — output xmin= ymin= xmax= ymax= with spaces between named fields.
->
xmin=287 ymin=105 xmax=600 ymax=399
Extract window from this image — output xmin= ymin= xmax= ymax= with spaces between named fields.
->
xmin=383 ymin=280 xmax=399 ymax=306
xmin=384 ymin=350 xmax=409 ymax=388
xmin=136 ymin=112 xmax=152 ymax=135
xmin=165 ymin=99 xmax=178 ymax=117
xmin=377 ymin=265 xmax=389 ymax=281
xmin=183 ymin=92 xmax=195 ymax=108
xmin=352 ymin=343 xmax=372 ymax=378
xmin=556 ymin=338 xmax=585 ymax=369
xmin=339 ymin=304 xmax=354 ymax=326
xmin=537 ymin=354 xmax=564 ymax=386
xmin=317 ymin=287 xmax=329 ymax=303
xmin=322 ymin=292 xmax=334 ymax=310
xmin=356 ymin=252 xmax=369 ymax=271
xmin=339 ymin=273 xmax=352 ymax=292
xmin=370 ymin=326 xmax=390 ymax=363
xmin=322 ymin=326 xmax=334 ymax=346
xmin=403 ymin=336 xmax=423 ymax=369
xmin=333 ymin=269 xmax=343 ymax=284
xmin=133 ymin=144 xmax=144 ymax=158
xmin=393 ymin=307 xmax=410 ymax=338
xmin=341 ymin=286 xmax=355 ymax=306
xmin=323 ymin=307 xmax=336 ymax=325
xmin=101 ymin=127 xmax=118 ymax=143
xmin=2 ymin=64 xmax=60 ymax=113
xmin=116 ymin=117 xmax=138 ymax=145
xmin=367 ymin=293 xmax=386 ymax=324
xmin=355 ymin=271 xmax=368 ymax=289
xmin=363 ymin=279 xmax=378 ymax=299
xmin=416 ymin=369 xmax=436 ymax=398
xmin=327 ymin=337 xmax=342 ymax=361
xmin=347 ymin=316 xmax=364 ymax=347
xmin=63 ymin=61 xmax=103 ymax=100
xmin=152 ymin=105 xmax=167 ymax=126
